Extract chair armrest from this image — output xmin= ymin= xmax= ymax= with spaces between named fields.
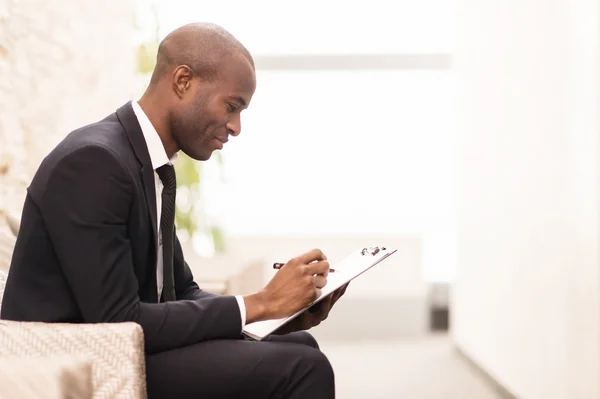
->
xmin=0 ymin=321 xmax=147 ymax=399
xmin=0 ymin=356 xmax=93 ymax=399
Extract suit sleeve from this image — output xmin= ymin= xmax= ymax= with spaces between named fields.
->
xmin=41 ymin=144 xmax=243 ymax=354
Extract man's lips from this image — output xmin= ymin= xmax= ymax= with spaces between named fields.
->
xmin=213 ymin=137 xmax=228 ymax=149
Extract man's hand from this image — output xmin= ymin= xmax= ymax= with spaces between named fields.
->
xmin=274 ymin=282 xmax=349 ymax=335
xmin=243 ymin=248 xmax=331 ymax=323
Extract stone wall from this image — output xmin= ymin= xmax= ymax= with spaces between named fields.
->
xmin=0 ymin=0 xmax=138 ymax=215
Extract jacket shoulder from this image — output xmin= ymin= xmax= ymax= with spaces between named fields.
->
xmin=28 ymin=112 xmax=137 ymax=198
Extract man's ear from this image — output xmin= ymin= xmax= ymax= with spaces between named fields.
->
xmin=172 ymin=65 xmax=193 ymax=98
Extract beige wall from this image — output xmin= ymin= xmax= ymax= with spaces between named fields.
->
xmin=0 ymin=0 xmax=137 ymax=215
xmin=453 ymin=1 xmax=600 ymax=398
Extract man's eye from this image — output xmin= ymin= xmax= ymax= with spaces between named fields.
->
xmin=228 ymin=103 xmax=238 ymax=112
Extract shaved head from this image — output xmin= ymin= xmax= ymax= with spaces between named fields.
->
xmin=139 ymin=22 xmax=256 ymax=161
xmin=150 ymin=22 xmax=254 ymax=85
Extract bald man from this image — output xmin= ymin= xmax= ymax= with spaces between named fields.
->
xmin=1 ymin=23 xmax=347 ymax=399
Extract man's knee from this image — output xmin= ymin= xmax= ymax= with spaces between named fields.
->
xmin=259 ymin=341 xmax=335 ymax=399
xmin=266 ymin=330 xmax=321 ymax=349
xmin=294 ymin=331 xmax=320 ymax=349
xmin=287 ymin=346 xmax=335 ymax=397
xmin=302 ymin=346 xmax=333 ymax=378
xmin=256 ymin=344 xmax=334 ymax=399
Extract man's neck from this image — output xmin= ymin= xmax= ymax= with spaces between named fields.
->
xmin=138 ymin=93 xmax=179 ymax=159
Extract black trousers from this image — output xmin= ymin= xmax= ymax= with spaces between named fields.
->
xmin=145 ymin=331 xmax=335 ymax=399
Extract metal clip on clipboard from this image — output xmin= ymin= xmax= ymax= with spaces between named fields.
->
xmin=360 ymin=246 xmax=386 ymax=256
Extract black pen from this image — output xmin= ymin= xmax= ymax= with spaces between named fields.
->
xmin=272 ymin=262 xmax=335 ymax=273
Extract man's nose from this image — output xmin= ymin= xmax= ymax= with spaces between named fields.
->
xmin=226 ymin=118 xmax=241 ymax=137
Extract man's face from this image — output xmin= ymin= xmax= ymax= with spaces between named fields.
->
xmin=171 ymin=54 xmax=256 ymax=161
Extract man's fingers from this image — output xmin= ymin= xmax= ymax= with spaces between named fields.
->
xmin=322 ymin=293 xmax=334 ymax=308
xmin=301 ymin=311 xmax=320 ymax=329
xmin=314 ymin=287 xmax=322 ymax=300
xmin=331 ymin=290 xmax=342 ymax=303
xmin=334 ymin=284 xmax=348 ymax=300
xmin=308 ymin=298 xmax=324 ymax=313
xmin=311 ymin=294 xmax=333 ymax=314
xmin=318 ymin=295 xmax=333 ymax=321
xmin=324 ymin=285 xmax=346 ymax=310
xmin=298 ymin=248 xmax=327 ymax=264
xmin=305 ymin=260 xmax=330 ymax=276
xmin=313 ymin=275 xmax=327 ymax=289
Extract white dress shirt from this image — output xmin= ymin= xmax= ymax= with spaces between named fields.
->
xmin=131 ymin=101 xmax=247 ymax=328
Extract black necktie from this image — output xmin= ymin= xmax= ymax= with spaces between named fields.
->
xmin=156 ymin=164 xmax=176 ymax=302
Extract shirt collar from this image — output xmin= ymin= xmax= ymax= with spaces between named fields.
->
xmin=131 ymin=100 xmax=178 ymax=170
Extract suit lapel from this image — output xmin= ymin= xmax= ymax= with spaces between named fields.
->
xmin=140 ymin=166 xmax=158 ymax=249
xmin=116 ymin=102 xmax=159 ymax=250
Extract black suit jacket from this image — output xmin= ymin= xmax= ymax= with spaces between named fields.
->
xmin=1 ymin=102 xmax=243 ymax=354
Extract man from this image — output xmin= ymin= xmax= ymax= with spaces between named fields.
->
xmin=1 ymin=22 xmax=347 ymax=398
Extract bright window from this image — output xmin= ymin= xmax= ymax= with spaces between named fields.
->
xmin=154 ymin=0 xmax=455 ymax=55
xmin=215 ymin=70 xmax=456 ymax=232
xmin=201 ymin=70 xmax=457 ymax=282
xmin=149 ymin=0 xmax=457 ymax=282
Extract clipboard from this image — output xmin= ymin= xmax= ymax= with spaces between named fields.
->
xmin=242 ymin=246 xmax=398 ymax=340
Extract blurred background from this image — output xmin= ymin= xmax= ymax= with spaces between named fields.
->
xmin=0 ymin=0 xmax=599 ymax=398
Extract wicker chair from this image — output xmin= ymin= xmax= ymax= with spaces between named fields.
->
xmin=0 ymin=215 xmax=147 ymax=399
